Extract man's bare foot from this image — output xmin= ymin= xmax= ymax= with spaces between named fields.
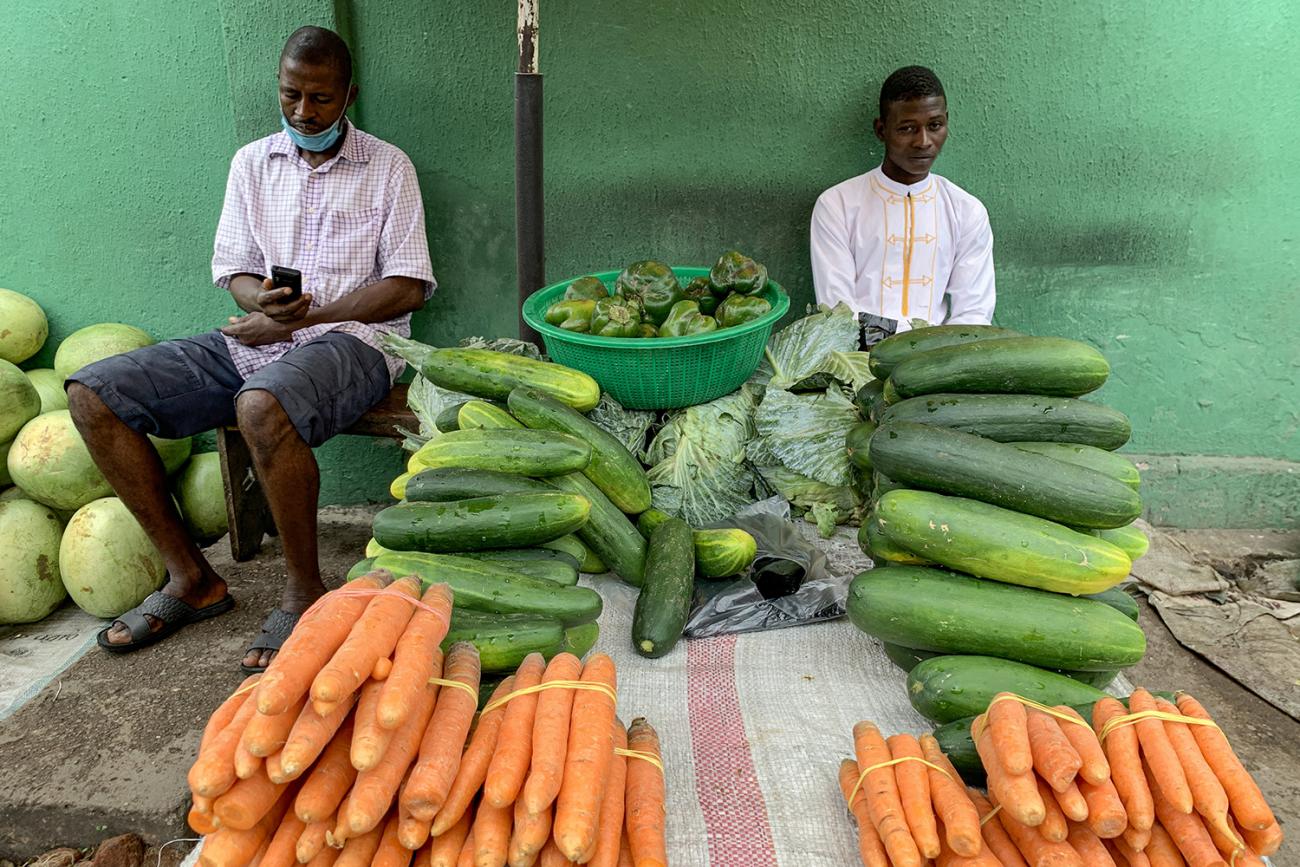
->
xmin=101 ymin=571 xmax=230 ymax=647
xmin=241 ymin=581 xmax=326 ymax=671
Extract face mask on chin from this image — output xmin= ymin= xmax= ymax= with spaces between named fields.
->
xmin=281 ymin=108 xmax=346 ymax=152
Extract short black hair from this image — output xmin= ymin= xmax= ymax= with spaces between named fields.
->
xmin=879 ymin=66 xmax=945 ymax=120
xmin=281 ymin=26 xmax=353 ymax=86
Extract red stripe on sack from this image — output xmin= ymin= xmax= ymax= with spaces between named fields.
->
xmin=686 ymin=635 xmax=779 ymax=866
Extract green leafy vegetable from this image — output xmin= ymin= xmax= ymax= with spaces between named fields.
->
xmin=586 ymin=393 xmax=657 ymax=462
xmin=752 ymin=387 xmax=859 ymax=487
xmin=757 ymin=303 xmax=860 ymax=390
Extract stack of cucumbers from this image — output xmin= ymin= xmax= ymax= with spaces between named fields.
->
xmin=353 ymin=341 xmax=758 ymax=667
xmin=844 ymin=326 xmax=1152 ymax=773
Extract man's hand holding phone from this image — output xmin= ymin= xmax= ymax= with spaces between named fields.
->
xmin=259 ymin=267 xmax=312 ymax=323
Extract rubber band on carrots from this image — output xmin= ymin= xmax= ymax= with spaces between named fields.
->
xmin=1097 ymin=709 xmax=1221 ymax=743
xmin=846 ymin=755 xmax=954 ymax=808
xmin=426 ymin=677 xmax=480 ymax=702
xmin=615 ymin=748 xmax=665 ymax=774
xmin=971 ymin=693 xmax=1093 ymax=741
xmin=480 ymin=679 xmax=617 ymax=716
xmin=978 ymin=803 xmax=1003 ymax=827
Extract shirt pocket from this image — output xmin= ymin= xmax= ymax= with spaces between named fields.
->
xmin=319 ymin=207 xmax=383 ymax=277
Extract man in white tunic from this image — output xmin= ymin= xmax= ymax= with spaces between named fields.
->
xmin=811 ymin=66 xmax=995 ymax=342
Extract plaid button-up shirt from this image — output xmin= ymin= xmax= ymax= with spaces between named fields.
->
xmin=211 ymin=122 xmax=435 ymax=382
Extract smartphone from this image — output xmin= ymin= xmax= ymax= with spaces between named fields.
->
xmin=270 ymin=266 xmax=303 ymax=302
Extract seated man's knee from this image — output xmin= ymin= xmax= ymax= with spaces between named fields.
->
xmin=236 ymin=389 xmax=293 ymax=448
xmin=66 ymin=382 xmax=109 ymax=425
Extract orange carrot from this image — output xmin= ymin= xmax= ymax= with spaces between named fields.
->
xmin=431 ymin=677 xmax=514 ymax=836
xmin=920 ymin=736 xmax=982 ymax=858
xmin=1080 ymin=777 xmax=1128 ymax=839
xmin=1054 ymin=706 xmax=1110 ymax=786
xmin=521 ymin=653 xmax=584 ymax=816
xmin=587 ymin=721 xmax=629 ymax=867
xmin=351 ymin=679 xmax=397 ymax=772
xmin=1204 ymin=816 xmax=1264 ymax=867
xmin=1239 ymin=822 xmax=1282 ymax=858
xmin=202 ymin=675 xmax=260 ymax=750
xmin=428 ymin=811 xmax=472 ymax=867
xmin=554 ymin=654 xmax=619 ymax=860
xmin=853 ymin=720 xmax=923 ymax=867
xmin=213 ymin=765 xmax=289 ymax=831
xmin=190 ymin=687 xmax=263 ymax=798
xmin=989 ymin=693 xmax=1033 ymax=776
xmin=840 ymin=759 xmax=891 ymax=867
xmin=199 ymin=784 xmax=295 ymax=867
xmin=484 ymin=652 xmax=547 ymax=808
xmin=244 ymin=696 xmax=310 ymax=759
xmin=335 ymin=820 xmax=385 ymax=867
xmin=193 ymin=793 xmax=215 ymax=816
xmin=538 ymin=838 xmax=573 ymax=867
xmin=398 ymin=809 xmax=431 ymax=852
xmin=617 ymin=835 xmax=633 ymax=867
xmin=255 ymin=573 xmax=390 ymax=716
xmin=414 ymin=841 xmax=432 ymax=867
xmin=1035 ymin=777 xmax=1070 ymax=842
xmin=1053 ymin=783 xmax=1089 ymax=823
xmin=1111 ymin=835 xmax=1153 ymax=867
xmin=371 ymin=812 xmax=412 ymax=867
xmin=933 ymin=818 xmax=1003 ymax=867
xmin=1028 ymin=709 xmax=1083 ymax=793
xmin=260 ymin=811 xmax=307 ymax=867
xmin=887 ymin=733 xmax=941 ymax=859
xmin=1130 ymin=688 xmax=1193 ymax=815
xmin=349 ymin=683 xmax=438 ymax=834
xmin=188 ymin=806 xmax=218 ymax=836
xmin=304 ymin=841 xmax=341 ymax=867
xmin=294 ymin=720 xmax=358 ymax=823
xmin=994 ymin=800 xmax=1084 ymax=867
xmin=967 ymin=788 xmax=1029 ymax=867
xmin=1067 ymin=823 xmax=1118 ymax=867
xmin=280 ymin=692 xmax=359 ymax=779
xmin=1174 ymin=694 xmax=1275 ymax=831
xmin=311 ymin=575 xmax=421 ymax=709
xmin=372 ymin=657 xmax=394 ymax=682
xmin=471 ymin=799 xmax=512 ymax=866
xmin=624 ymin=717 xmax=668 ymax=867
xmin=379 ymin=583 xmax=454 ymax=731
xmin=1094 ymin=697 xmax=1154 ymax=832
xmin=235 ymin=736 xmax=264 ymax=781
xmin=973 ymin=714 xmax=1045 ymax=827
xmin=509 ymin=801 xmax=553 ymax=867
xmin=1122 ymin=826 xmax=1152 ymax=853
xmin=402 ymin=642 xmax=482 ymax=821
xmin=457 ymin=830 xmax=476 ymax=867
xmin=1154 ymin=698 xmax=1231 ymax=839
xmin=1146 ymin=766 xmax=1226 ymax=867
xmin=1145 ymin=823 xmax=1189 ymax=867
xmin=296 ymin=818 xmax=332 ymax=864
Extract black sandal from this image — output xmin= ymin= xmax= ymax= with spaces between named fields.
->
xmin=240 ymin=608 xmax=303 ymax=674
xmin=96 ymin=590 xmax=235 ymax=653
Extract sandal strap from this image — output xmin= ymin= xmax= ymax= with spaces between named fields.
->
xmin=111 ymin=591 xmax=198 ymax=641
xmin=246 ymin=608 xmax=302 ymax=654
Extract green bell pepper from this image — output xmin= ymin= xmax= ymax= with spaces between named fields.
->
xmin=544 ymin=299 xmax=596 ymax=332
xmin=636 ymin=323 xmax=659 ymax=338
xmin=614 ymin=260 xmax=683 ymax=325
xmin=591 ymin=296 xmax=644 ymax=338
xmin=683 ymin=276 xmax=721 ymax=316
xmin=709 ymin=250 xmax=768 ymax=296
xmin=716 ymin=294 xmax=772 ymax=328
xmin=564 ymin=275 xmax=609 ymax=301
xmin=659 ymin=300 xmax=720 ymax=337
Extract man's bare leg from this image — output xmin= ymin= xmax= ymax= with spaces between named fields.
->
xmin=66 ymin=383 xmax=228 ymax=645
xmin=234 ymin=389 xmax=326 ymax=670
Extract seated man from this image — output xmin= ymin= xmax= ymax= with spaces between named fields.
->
xmin=810 ymin=65 xmax=995 ymax=344
xmin=66 ymin=26 xmax=434 ymax=672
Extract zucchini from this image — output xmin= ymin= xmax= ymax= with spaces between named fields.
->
xmin=868 ymin=324 xmax=1022 ymax=379
xmin=456 ymin=547 xmax=582 ymax=571
xmin=907 ymin=655 xmax=1109 ymax=723
xmin=550 ymin=473 xmax=646 ymax=586
xmin=1012 ymin=441 xmax=1141 ymax=491
xmin=561 ymin=622 xmax=601 ymax=658
xmin=391 ymin=339 xmax=601 ymax=412
xmin=435 ymin=402 xmax=467 ymax=432
xmin=636 ymin=508 xmax=758 ymax=578
xmin=457 ymin=400 xmax=524 ymax=430
xmin=869 ymin=421 xmax=1142 ymax=529
xmin=854 ymin=380 xmax=887 ymax=422
xmin=1092 ymin=524 xmax=1150 ymax=561
xmin=632 ymin=516 xmax=695 ymax=658
xmin=849 ymin=566 xmax=1145 ymax=671
xmin=879 ymin=640 xmax=1118 ymax=688
xmin=858 ymin=518 xmax=932 ymax=566
xmin=408 ymin=429 xmax=592 ymax=477
xmin=1086 ymin=586 xmax=1141 ymax=622
xmin=370 ymin=551 xmax=602 ymax=625
xmin=884 ymin=336 xmax=1110 ymax=401
xmin=875 ymin=490 xmax=1132 ymax=595
xmin=455 ymin=555 xmax=578 ymax=586
xmin=372 ymin=493 xmax=591 ymax=553
xmin=443 ymin=610 xmax=565 ymax=673
xmin=508 ymin=387 xmax=652 ymax=514
xmin=404 ymin=468 xmax=553 ymax=503
xmin=879 ymin=394 xmax=1132 ymax=451
xmin=345 ymin=557 xmax=376 ymax=581
xmin=845 ymin=421 xmax=876 ymax=472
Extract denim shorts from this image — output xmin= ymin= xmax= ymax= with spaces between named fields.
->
xmin=67 ymin=330 xmax=391 ymax=448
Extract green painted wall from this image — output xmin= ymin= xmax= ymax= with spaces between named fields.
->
xmin=3 ymin=0 xmax=1297 ymax=524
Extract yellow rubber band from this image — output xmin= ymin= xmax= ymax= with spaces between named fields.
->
xmin=615 ymin=748 xmax=665 ymax=774
xmin=847 ymin=756 xmax=954 ymax=809
xmin=230 ymin=674 xmax=264 ymax=700
xmin=481 ymin=679 xmax=617 ymax=716
xmin=1097 ymin=709 xmax=1221 ymax=744
xmin=979 ymin=803 xmax=1003 ymax=828
xmin=972 ymin=693 xmax=1093 ymax=742
xmin=427 ymin=677 xmax=480 ymax=702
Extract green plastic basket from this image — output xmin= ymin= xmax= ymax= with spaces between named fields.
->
xmin=521 ymin=267 xmax=790 ymax=410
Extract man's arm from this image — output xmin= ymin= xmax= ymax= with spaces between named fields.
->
xmin=221 ymin=276 xmax=424 ymax=346
xmin=944 ymin=202 xmax=996 ymax=325
xmin=810 ymin=191 xmax=860 ymax=310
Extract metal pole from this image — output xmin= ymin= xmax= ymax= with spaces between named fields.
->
xmin=516 ymin=0 xmax=544 ymax=344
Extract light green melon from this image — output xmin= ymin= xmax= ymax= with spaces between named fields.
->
xmin=53 ymin=323 xmax=154 ymax=380
xmin=6 ymin=411 xmax=111 ymax=511
xmin=175 ymin=453 xmax=228 ymax=543
xmin=60 ymin=497 xmax=165 ymax=619
xmin=0 ymin=360 xmax=41 ymax=443
xmin=0 ymin=288 xmax=49 ymax=364
xmin=0 ymin=498 xmax=66 ymax=624
xmin=25 ymin=369 xmax=68 ymax=414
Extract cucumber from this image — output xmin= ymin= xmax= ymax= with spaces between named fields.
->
xmin=508 ymin=387 xmax=652 ymax=514
xmin=443 ymin=610 xmax=565 ymax=673
xmin=880 ymin=394 xmax=1132 ymax=451
xmin=879 ymin=640 xmax=1118 ymax=688
xmin=391 ymin=340 xmax=601 ymax=412
xmin=885 ymin=336 xmax=1110 ymax=401
xmin=1086 ymin=586 xmax=1141 ymax=622
xmin=859 ymin=518 xmax=932 ymax=566
xmin=456 ymin=555 xmax=578 ymax=586
xmin=848 ymin=565 xmax=1146 ymax=671
xmin=435 ymin=402 xmax=467 ymax=432
xmin=539 ymin=535 xmax=591 ymax=571
xmin=845 ymin=421 xmax=876 ymax=472
xmin=854 ymin=380 xmax=887 ymax=422
xmin=408 ymin=429 xmax=592 ymax=477
xmin=875 ymin=490 xmax=1132 ymax=595
xmin=390 ymin=472 xmax=413 ymax=500
xmin=907 ymin=655 xmax=1109 ymax=723
xmin=364 ymin=538 xmax=390 ymax=559
xmin=868 ymin=324 xmax=1022 ymax=379
xmin=404 ymin=467 xmax=553 ymax=504
xmin=560 ymin=534 xmax=607 ymax=574
xmin=370 ymin=551 xmax=602 ymax=626
xmin=561 ymin=622 xmax=601 ymax=658
xmin=869 ymin=421 xmax=1142 ymax=529
xmin=372 ymin=493 xmax=591 ymax=553
xmin=1012 ymin=442 xmax=1141 ymax=491
xmin=550 ymin=473 xmax=647 ymax=586
xmin=632 ymin=516 xmax=695 ymax=658
xmin=635 ymin=509 xmax=758 ymax=578
xmin=457 ymin=400 xmax=524 ymax=430
xmin=1093 ymin=524 xmax=1150 ymax=561
xmin=456 ymin=548 xmax=581 ymax=570
xmin=346 ymin=557 xmax=376 ymax=581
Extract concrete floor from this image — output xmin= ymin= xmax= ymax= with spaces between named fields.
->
xmin=0 ymin=513 xmax=1295 ymax=860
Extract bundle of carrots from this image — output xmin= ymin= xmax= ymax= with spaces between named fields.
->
xmin=184 ymin=571 xmax=670 ymax=867
xmin=969 ymin=688 xmax=1282 ymax=867
xmin=839 ymin=720 xmax=1010 ymax=866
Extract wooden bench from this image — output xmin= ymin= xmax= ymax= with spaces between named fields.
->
xmin=217 ymin=383 xmax=416 ymax=561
